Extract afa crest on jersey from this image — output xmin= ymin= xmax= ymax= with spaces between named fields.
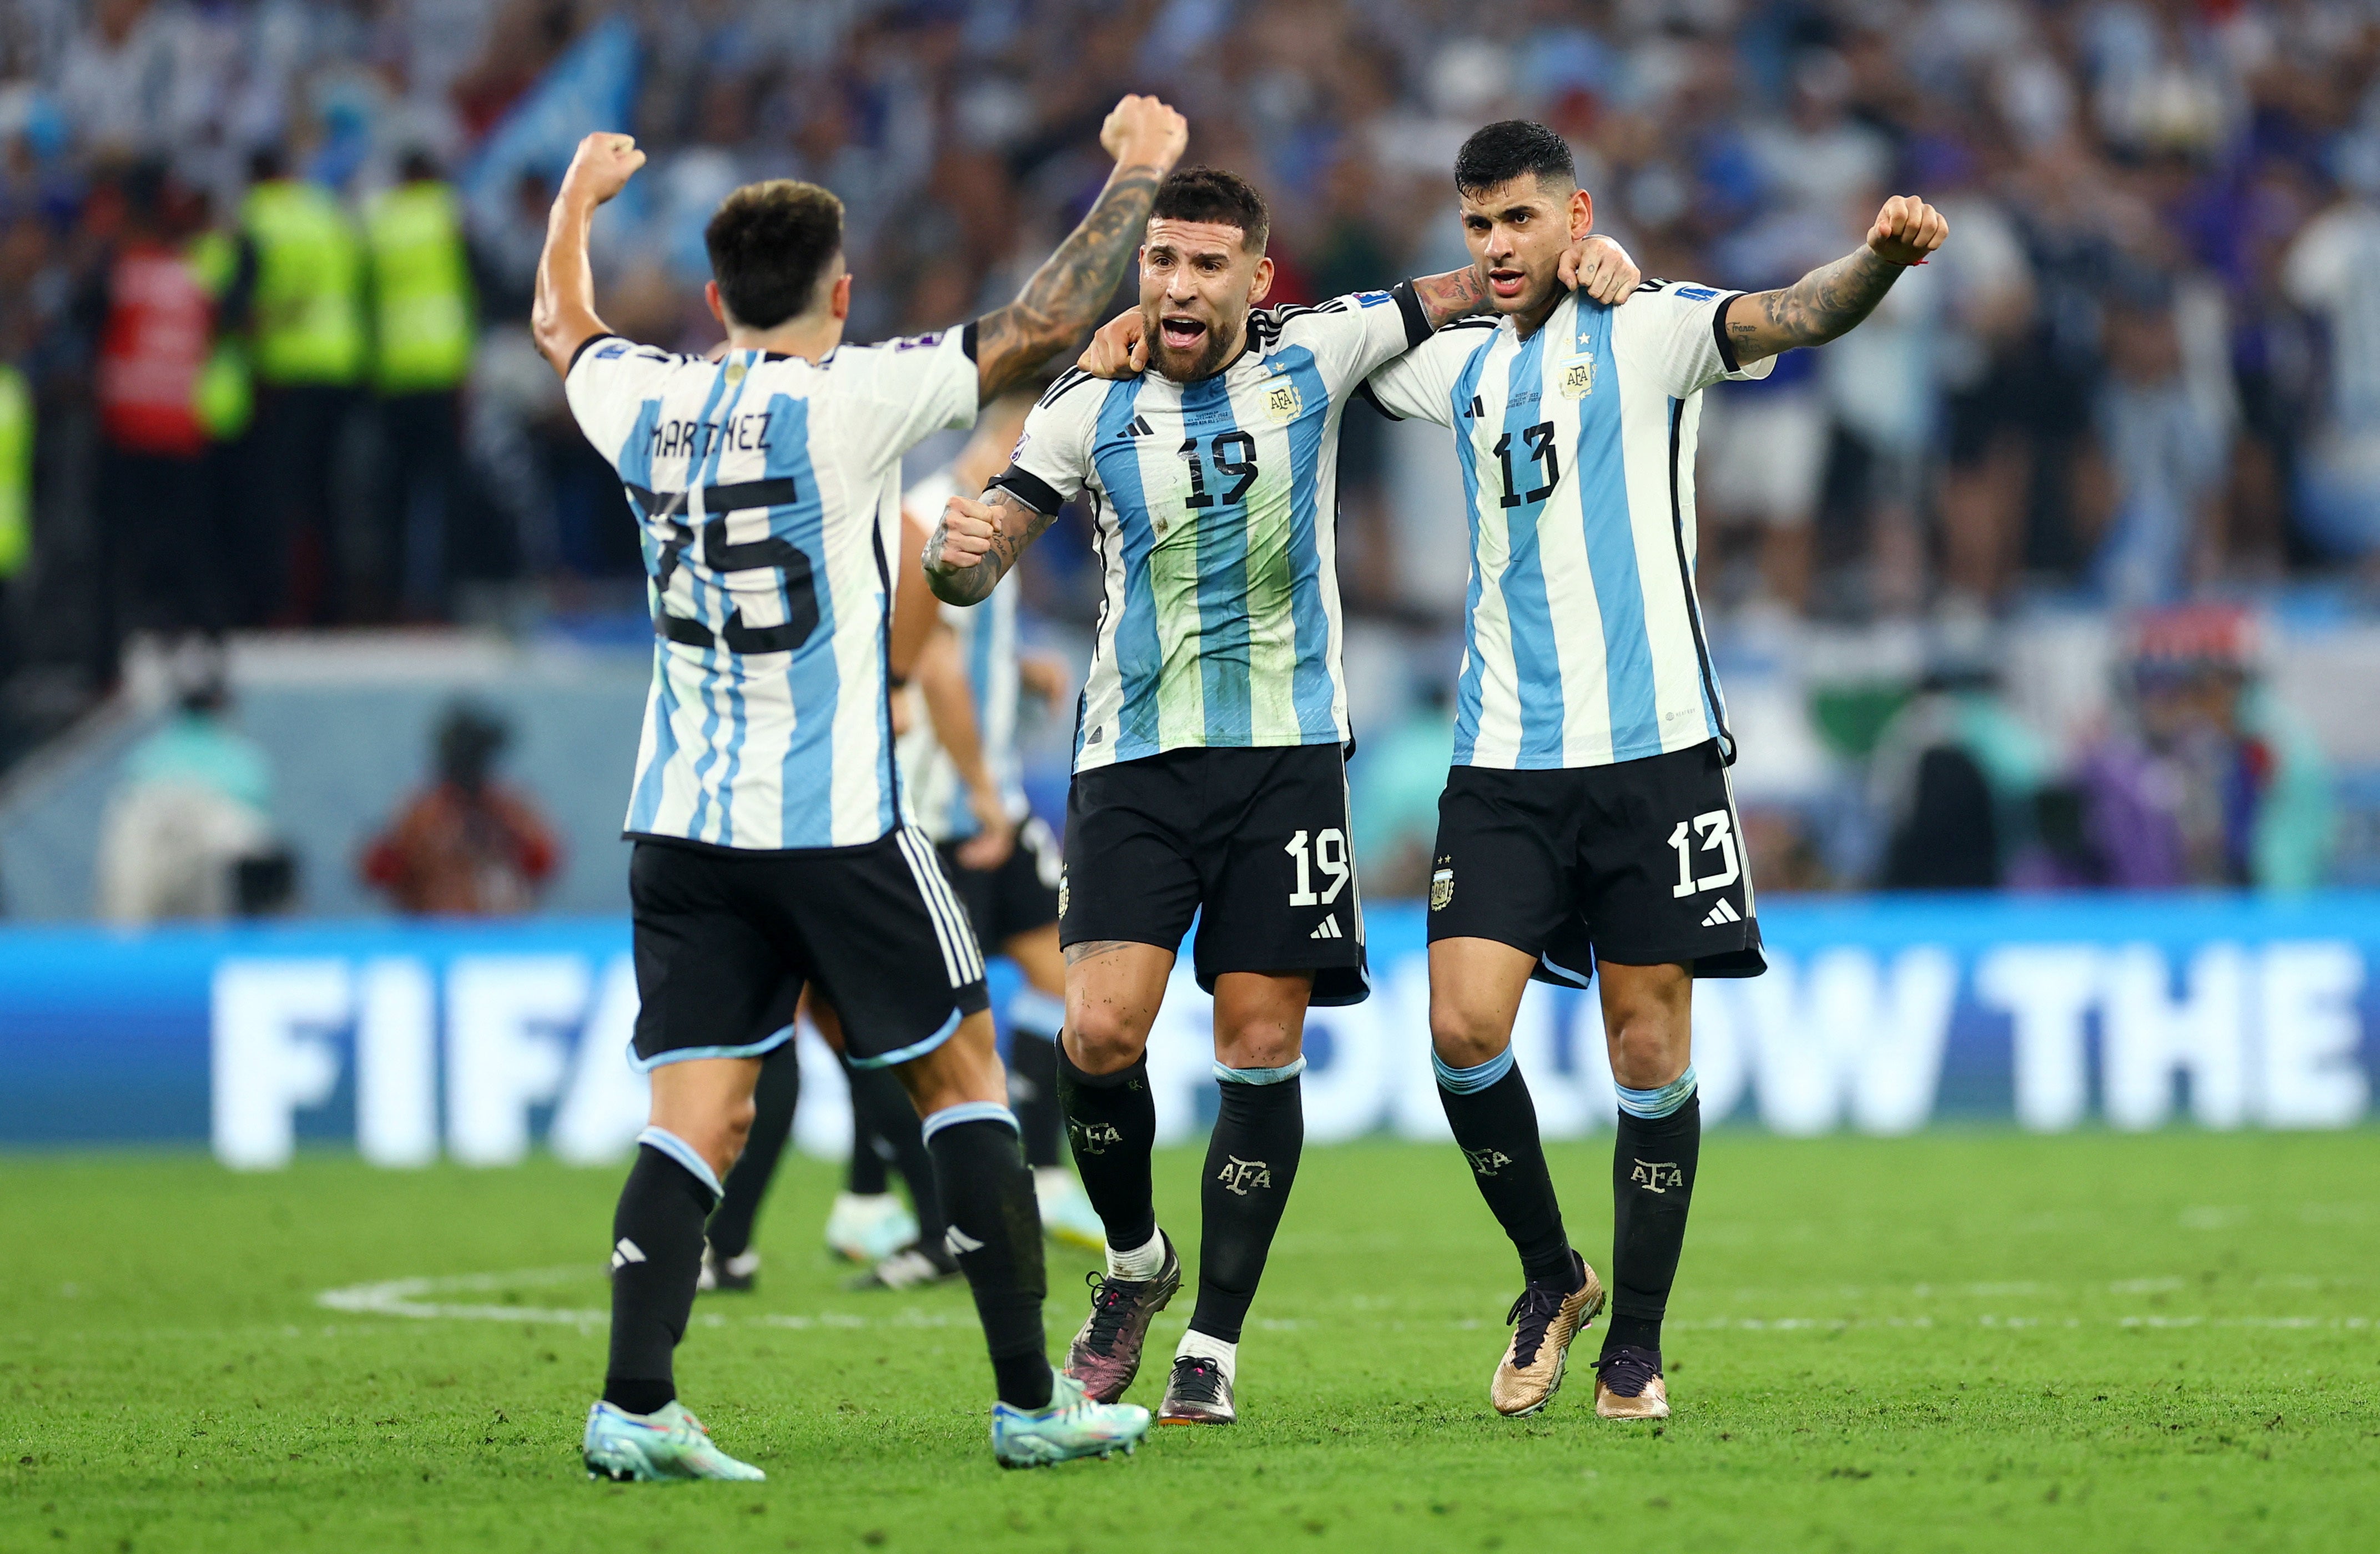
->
xmin=1558 ymin=352 xmax=1596 ymax=399
xmin=1265 ymin=378 xmax=1302 ymax=422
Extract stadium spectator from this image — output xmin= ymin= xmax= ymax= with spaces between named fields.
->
xmin=359 ymin=700 xmax=558 ymax=915
xmin=95 ymin=639 xmax=288 ymax=923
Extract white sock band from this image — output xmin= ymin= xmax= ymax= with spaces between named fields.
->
xmin=1106 ymin=1227 xmax=1166 ymax=1281
xmin=1176 ymin=1327 xmax=1237 ymax=1387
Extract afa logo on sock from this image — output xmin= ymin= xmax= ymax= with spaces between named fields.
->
xmin=1629 ymin=1159 xmax=1685 ymax=1194
xmin=1463 ymin=1145 xmax=1513 ymax=1177
xmin=1069 ymin=1120 xmax=1123 ymax=1155
xmin=1217 ymin=1156 xmax=1272 ymax=1195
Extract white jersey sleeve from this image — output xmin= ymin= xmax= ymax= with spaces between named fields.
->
xmin=1612 ymin=280 xmax=1779 ymax=397
xmin=1358 ymin=318 xmax=1501 ymax=427
xmin=1254 ymin=281 xmax=1432 ymax=392
xmin=817 ymin=326 xmax=982 ymax=467
xmin=563 ymin=336 xmax=698 ymax=460
xmin=990 ymin=370 xmax=1106 ymax=514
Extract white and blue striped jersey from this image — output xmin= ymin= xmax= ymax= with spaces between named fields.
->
xmin=896 ymin=468 xmax=1029 ymax=845
xmin=998 ymin=285 xmax=1431 ymax=772
xmin=563 ymin=328 xmax=980 ymax=849
xmin=1362 ymin=282 xmax=1773 ymax=770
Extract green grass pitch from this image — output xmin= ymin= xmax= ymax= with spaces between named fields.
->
xmin=4 ymin=1131 xmax=2377 ymax=1552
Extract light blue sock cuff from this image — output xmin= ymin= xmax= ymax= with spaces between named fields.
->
xmin=1214 ymin=1058 xmax=1306 ymax=1085
xmin=1005 ymin=987 xmax=1066 ymax=1038
xmin=1433 ymin=1046 xmax=1516 ymax=1094
xmin=1614 ymin=1066 xmax=1699 ymax=1120
xmin=921 ymin=1101 xmax=1019 ymax=1143
xmin=636 ymin=1126 xmax=723 ymax=1200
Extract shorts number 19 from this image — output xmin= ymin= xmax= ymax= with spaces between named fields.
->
xmin=1286 ymin=828 xmax=1350 ymax=906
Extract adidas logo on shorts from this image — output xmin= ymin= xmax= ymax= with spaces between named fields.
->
xmin=1700 ymin=899 xmax=1741 ymax=928
xmin=1309 ymin=914 xmax=1343 ymax=940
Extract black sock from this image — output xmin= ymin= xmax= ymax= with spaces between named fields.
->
xmin=847 ymin=1121 xmax=889 ymax=1196
xmin=846 ymin=1059 xmax=945 ymax=1247
xmin=1602 ymin=1096 xmax=1701 ymax=1366
xmin=1436 ymin=1059 xmax=1575 ymax=1288
xmin=602 ymin=1139 xmax=718 ymax=1415
xmin=925 ymin=1113 xmax=1051 ymax=1408
xmin=1055 ymin=1041 xmax=1156 ymax=1251
xmin=707 ymin=1043 xmax=799 ymax=1260
xmin=1008 ymin=1029 xmax=1064 ymax=1169
xmin=1188 ymin=1074 xmax=1303 ymax=1344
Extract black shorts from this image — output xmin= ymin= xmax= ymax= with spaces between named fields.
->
xmin=937 ymin=815 xmax=1062 ymax=947
xmin=627 ymin=829 xmax=989 ymax=1071
xmin=1426 ymin=741 xmax=1764 ymax=985
xmin=1061 ymin=744 xmax=1367 ymax=1006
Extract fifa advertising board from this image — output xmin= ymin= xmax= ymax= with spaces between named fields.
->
xmin=1 ymin=897 xmax=2374 ymax=1164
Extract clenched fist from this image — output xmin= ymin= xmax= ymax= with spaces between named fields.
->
xmin=925 ymin=492 xmax=1005 ymax=581
xmin=1866 ymin=195 xmax=1948 ymax=266
xmin=558 ymin=132 xmax=646 ymax=210
xmin=1100 ymin=95 xmax=1189 ymax=174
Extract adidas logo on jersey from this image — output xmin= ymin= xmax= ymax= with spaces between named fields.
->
xmin=1121 ymin=413 xmax=1155 ymax=438
xmin=1700 ymin=899 xmax=1741 ymax=927
xmin=1309 ymin=914 xmax=1343 ymax=940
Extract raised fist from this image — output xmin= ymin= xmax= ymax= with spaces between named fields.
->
xmin=1100 ymin=95 xmax=1189 ymax=173
xmin=1867 ymin=195 xmax=1948 ymax=266
xmin=559 ymin=133 xmax=646 ymax=209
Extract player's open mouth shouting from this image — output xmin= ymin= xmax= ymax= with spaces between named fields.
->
xmin=1157 ymin=311 xmax=1207 ymax=351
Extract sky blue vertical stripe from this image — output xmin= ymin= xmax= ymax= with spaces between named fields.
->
xmin=678 ymin=362 xmax=738 ymax=843
xmin=696 ymin=356 xmax=758 ymax=845
xmin=765 ymin=394 xmax=839 ymax=847
xmin=1498 ymin=329 xmax=1566 ymax=766
xmin=1450 ymin=341 xmax=1495 ymax=766
xmin=1092 ymin=381 xmax=1164 ymax=761
xmin=1570 ymin=306 xmax=1659 ymax=757
xmin=620 ymin=396 xmax=677 ymax=832
xmin=1183 ymin=374 xmax=1251 ymax=745
xmin=1277 ymin=346 xmax=1338 ymax=741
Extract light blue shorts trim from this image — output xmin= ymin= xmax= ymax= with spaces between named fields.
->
xmin=920 ymin=1101 xmax=1019 ymax=1143
xmin=844 ymin=1006 xmax=964 ymax=1071
xmin=627 ymin=1022 xmax=795 ymax=1074
xmin=635 ymin=1126 xmax=724 ymax=1199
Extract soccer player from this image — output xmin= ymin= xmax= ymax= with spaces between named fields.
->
xmin=531 ymin=94 xmax=1189 ymax=1477
xmin=922 ymin=167 xmax=1639 ymax=1426
xmin=1357 ymin=120 xmax=1946 ymax=1421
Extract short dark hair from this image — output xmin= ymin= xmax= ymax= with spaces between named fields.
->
xmin=1150 ymin=166 xmax=1269 ymax=252
xmin=706 ymin=180 xmax=844 ymax=329
xmin=1454 ymin=120 xmax=1576 ymax=198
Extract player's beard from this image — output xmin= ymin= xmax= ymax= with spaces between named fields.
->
xmin=1143 ymin=302 xmax=1243 ymax=383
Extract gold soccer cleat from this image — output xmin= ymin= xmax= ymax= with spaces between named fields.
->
xmin=1490 ymin=1256 xmax=1605 ymax=1417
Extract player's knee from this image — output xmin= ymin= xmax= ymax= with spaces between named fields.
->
xmin=1605 ymin=1011 xmax=1688 ymax=1091
xmin=1065 ymin=1002 xmax=1151 ymax=1073
xmin=1428 ymin=998 xmax=1512 ymax=1070
xmin=1213 ymin=1013 xmax=1300 ymax=1073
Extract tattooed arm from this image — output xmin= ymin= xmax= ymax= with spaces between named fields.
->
xmin=972 ymin=96 xmax=1187 ymax=401
xmin=1408 ymin=233 xmax=1643 ymax=325
xmin=924 ymin=487 xmax=1059 ymax=606
xmin=1722 ymin=195 xmax=1948 ymax=366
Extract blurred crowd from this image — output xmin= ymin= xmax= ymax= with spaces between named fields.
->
xmin=6 ymin=0 xmax=2376 ymax=902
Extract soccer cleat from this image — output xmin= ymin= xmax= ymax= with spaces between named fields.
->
xmin=824 ymin=1192 xmax=919 ymax=1264
xmin=696 ymin=1243 xmax=760 ymax=1294
xmin=1156 ymin=1355 xmax=1235 ymax=1425
xmin=1062 ymin=1234 xmax=1181 ymax=1402
xmin=581 ymin=1400 xmax=766 ymax=1482
xmin=843 ymin=1240 xmax=960 ymax=1292
xmin=1592 ymin=1345 xmax=1670 ymax=1420
xmin=992 ymin=1371 xmax=1152 ymax=1469
xmin=1034 ymin=1169 xmax=1107 ymax=1252
xmin=1490 ymin=1255 xmax=1606 ymax=1417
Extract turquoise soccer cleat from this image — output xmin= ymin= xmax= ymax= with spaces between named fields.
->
xmin=991 ymin=1372 xmax=1153 ymax=1469
xmin=582 ymin=1400 xmax=767 ymax=1482
xmin=1034 ymin=1169 xmax=1109 ymax=1253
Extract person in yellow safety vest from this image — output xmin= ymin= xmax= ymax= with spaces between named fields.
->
xmin=238 ymin=145 xmax=366 ymax=625
xmin=366 ymin=149 xmax=477 ymax=620
xmin=0 ymin=354 xmax=28 ymax=587
xmin=188 ymin=197 xmax=266 ymax=628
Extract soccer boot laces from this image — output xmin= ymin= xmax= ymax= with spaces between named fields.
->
xmin=824 ymin=1192 xmax=919 ymax=1264
xmin=1156 ymin=1355 xmax=1236 ymax=1426
xmin=843 ymin=1240 xmax=960 ymax=1293
xmin=581 ymin=1400 xmax=766 ymax=1482
xmin=991 ymin=1372 xmax=1153 ymax=1469
xmin=696 ymin=1242 xmax=760 ymax=1294
xmin=1490 ymin=1254 xmax=1605 ymax=1417
xmin=1062 ymin=1234 xmax=1182 ymax=1403
xmin=1592 ymin=1344 xmax=1670 ymax=1420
